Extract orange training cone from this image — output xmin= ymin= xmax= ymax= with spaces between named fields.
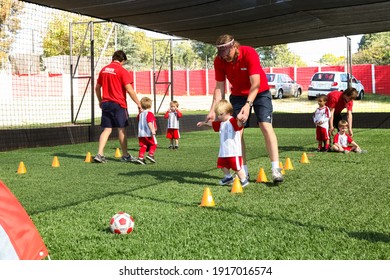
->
xmin=256 ymin=167 xmax=268 ymax=183
xmin=284 ymin=157 xmax=294 ymax=170
xmin=200 ymin=187 xmax=215 ymax=207
xmin=279 ymin=162 xmax=285 ymax=174
xmin=17 ymin=162 xmax=27 ymax=174
xmin=84 ymin=152 xmax=93 ymax=163
xmin=231 ymin=177 xmax=243 ymax=193
xmin=301 ymin=152 xmax=310 ymax=164
xmin=52 ymin=156 xmax=60 ymax=167
xmin=115 ymin=148 xmax=122 ymax=158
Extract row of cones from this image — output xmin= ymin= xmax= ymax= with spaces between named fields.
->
xmin=17 ymin=156 xmax=61 ymax=174
xmin=256 ymin=153 xmax=310 ymax=183
xmin=18 ymin=149 xmax=124 ymax=173
xmin=200 ymin=152 xmax=310 ymax=206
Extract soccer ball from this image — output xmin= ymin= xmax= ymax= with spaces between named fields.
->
xmin=109 ymin=212 xmax=135 ymax=234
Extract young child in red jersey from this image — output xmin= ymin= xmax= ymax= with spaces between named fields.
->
xmin=331 ymin=120 xmax=365 ymax=153
xmin=164 ymin=100 xmax=182 ymax=149
xmin=136 ymin=97 xmax=157 ymax=164
xmin=197 ymin=100 xmax=249 ymax=187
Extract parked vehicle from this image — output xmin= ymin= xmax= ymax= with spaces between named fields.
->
xmin=307 ymin=71 xmax=365 ymax=100
xmin=266 ymin=73 xmax=303 ymax=99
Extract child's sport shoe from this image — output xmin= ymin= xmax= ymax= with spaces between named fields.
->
xmin=135 ymin=158 xmax=146 ymax=165
xmin=146 ymin=155 xmax=156 ymax=163
xmin=168 ymin=145 xmax=173 ymax=149
xmin=240 ymin=178 xmax=249 ymax=188
xmin=94 ymin=154 xmax=107 ymax=163
xmin=219 ymin=176 xmax=234 ymax=186
xmin=271 ymin=168 xmax=284 ymax=183
xmin=356 ymin=149 xmax=368 ymax=154
xmin=174 ymin=145 xmax=179 ymax=149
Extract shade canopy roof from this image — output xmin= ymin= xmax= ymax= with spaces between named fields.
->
xmin=24 ymin=0 xmax=390 ymax=46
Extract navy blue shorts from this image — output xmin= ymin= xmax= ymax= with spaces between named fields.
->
xmin=229 ymin=90 xmax=273 ymax=127
xmin=101 ymin=102 xmax=129 ymax=128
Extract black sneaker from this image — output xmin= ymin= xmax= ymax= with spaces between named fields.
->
xmin=219 ymin=176 xmax=234 ymax=185
xmin=174 ymin=145 xmax=179 ymax=149
xmin=135 ymin=158 xmax=146 ymax=165
xmin=121 ymin=154 xmax=136 ymax=162
xmin=168 ymin=145 xmax=173 ymax=149
xmin=94 ymin=154 xmax=107 ymax=163
xmin=146 ymin=155 xmax=156 ymax=163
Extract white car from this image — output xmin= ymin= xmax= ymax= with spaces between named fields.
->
xmin=308 ymin=71 xmax=365 ymax=100
xmin=266 ymin=73 xmax=303 ymax=99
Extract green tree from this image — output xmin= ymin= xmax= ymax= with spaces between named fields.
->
xmin=191 ymin=41 xmax=216 ymax=69
xmin=319 ymin=53 xmax=345 ymax=65
xmin=0 ymin=0 xmax=24 ymax=66
xmin=353 ymin=32 xmax=390 ymax=65
xmin=256 ymin=44 xmax=306 ymax=67
xmin=42 ymin=13 xmax=115 ymax=57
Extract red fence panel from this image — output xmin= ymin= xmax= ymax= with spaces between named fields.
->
xmin=189 ymin=70 xmax=207 ymax=96
xmin=353 ymin=64 xmax=373 ymax=93
xmin=375 ymin=65 xmax=390 ymax=95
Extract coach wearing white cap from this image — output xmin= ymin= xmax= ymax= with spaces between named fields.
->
xmin=206 ymin=34 xmax=283 ymax=183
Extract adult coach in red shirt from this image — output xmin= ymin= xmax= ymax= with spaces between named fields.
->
xmin=94 ymin=50 xmax=142 ymax=163
xmin=206 ymin=34 xmax=283 ymax=183
xmin=326 ymin=87 xmax=358 ymax=137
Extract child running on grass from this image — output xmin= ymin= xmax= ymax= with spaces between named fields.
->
xmin=312 ymin=94 xmax=331 ymax=152
xmin=136 ymin=97 xmax=157 ymax=164
xmin=197 ymin=99 xmax=249 ymax=187
xmin=164 ymin=100 xmax=182 ymax=149
xmin=331 ymin=120 xmax=365 ymax=153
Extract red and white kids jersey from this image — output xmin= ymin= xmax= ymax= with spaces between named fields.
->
xmin=212 ymin=117 xmax=243 ymax=157
xmin=334 ymin=132 xmax=353 ymax=148
xmin=313 ymin=106 xmax=331 ymax=129
xmin=164 ymin=110 xmax=182 ymax=129
xmin=137 ymin=110 xmax=157 ymax=137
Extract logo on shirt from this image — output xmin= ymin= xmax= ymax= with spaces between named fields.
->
xmin=240 ymin=68 xmax=247 ymax=71
xmin=102 ymin=67 xmax=117 ymax=75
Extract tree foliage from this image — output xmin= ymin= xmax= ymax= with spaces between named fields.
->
xmin=0 ymin=0 xmax=24 ymax=66
xmin=319 ymin=53 xmax=345 ymax=65
xmin=42 ymin=13 xmax=116 ymax=57
xmin=256 ymin=44 xmax=306 ymax=67
xmin=353 ymin=32 xmax=390 ymax=65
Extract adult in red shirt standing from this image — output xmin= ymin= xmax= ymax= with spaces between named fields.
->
xmin=206 ymin=34 xmax=283 ymax=183
xmin=94 ymin=50 xmax=142 ymax=163
xmin=326 ymin=87 xmax=358 ymax=137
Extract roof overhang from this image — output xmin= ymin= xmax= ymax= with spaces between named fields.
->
xmin=23 ymin=0 xmax=390 ymax=46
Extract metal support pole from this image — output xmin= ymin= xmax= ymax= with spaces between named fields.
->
xmin=90 ymin=22 xmax=95 ymax=141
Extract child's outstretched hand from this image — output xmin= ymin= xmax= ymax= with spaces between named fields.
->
xmin=197 ymin=121 xmax=205 ymax=127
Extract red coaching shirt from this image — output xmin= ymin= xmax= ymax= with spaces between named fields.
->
xmin=326 ymin=90 xmax=353 ymax=114
xmin=214 ymin=46 xmax=269 ymax=96
xmin=97 ymin=61 xmax=133 ymax=108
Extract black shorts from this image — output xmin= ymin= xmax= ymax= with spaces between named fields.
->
xmin=229 ymin=90 xmax=273 ymax=127
xmin=101 ymin=102 xmax=129 ymax=128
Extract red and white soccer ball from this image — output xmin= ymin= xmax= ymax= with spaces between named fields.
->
xmin=110 ymin=212 xmax=135 ymax=234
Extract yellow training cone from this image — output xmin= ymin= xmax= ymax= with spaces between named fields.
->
xmin=284 ymin=157 xmax=294 ymax=170
xmin=279 ymin=162 xmax=286 ymax=175
xmin=17 ymin=162 xmax=27 ymax=174
xmin=200 ymin=187 xmax=215 ymax=207
xmin=231 ymin=177 xmax=243 ymax=193
xmin=84 ymin=152 xmax=93 ymax=163
xmin=52 ymin=156 xmax=60 ymax=167
xmin=301 ymin=152 xmax=310 ymax=164
xmin=256 ymin=167 xmax=268 ymax=183
xmin=115 ymin=148 xmax=122 ymax=158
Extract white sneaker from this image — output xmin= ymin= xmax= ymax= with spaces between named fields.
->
xmin=271 ymin=168 xmax=284 ymax=183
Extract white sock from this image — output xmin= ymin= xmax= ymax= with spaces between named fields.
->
xmin=243 ymin=165 xmax=248 ymax=176
xmin=225 ymin=174 xmax=232 ymax=179
xmin=271 ymin=161 xmax=279 ymax=169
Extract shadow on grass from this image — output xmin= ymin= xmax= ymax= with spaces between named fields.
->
xmin=117 ymin=170 xmax=220 ymax=185
xmin=347 ymin=231 xmax=390 ymax=243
